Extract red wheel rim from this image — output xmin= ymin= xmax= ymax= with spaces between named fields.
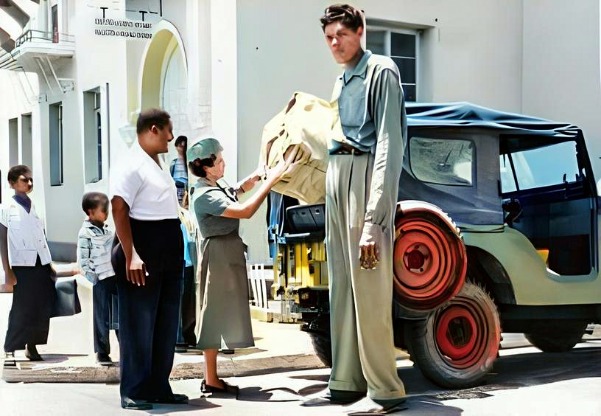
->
xmin=433 ymin=299 xmax=490 ymax=368
xmin=435 ymin=306 xmax=477 ymax=360
xmin=393 ymin=215 xmax=466 ymax=311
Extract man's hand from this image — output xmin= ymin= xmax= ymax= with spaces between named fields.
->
xmin=359 ymin=223 xmax=382 ymax=270
xmin=126 ymin=249 xmax=147 ymax=286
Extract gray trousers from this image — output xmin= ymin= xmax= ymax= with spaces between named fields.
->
xmin=325 ymin=153 xmax=405 ymax=400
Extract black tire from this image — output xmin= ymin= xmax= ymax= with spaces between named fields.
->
xmin=525 ymin=321 xmax=588 ymax=353
xmin=404 ymin=281 xmax=501 ymax=388
xmin=301 ymin=314 xmax=332 ymax=367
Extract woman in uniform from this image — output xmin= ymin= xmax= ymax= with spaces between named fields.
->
xmin=187 ymin=138 xmax=297 ymax=396
xmin=1 ymin=165 xmax=55 ymax=366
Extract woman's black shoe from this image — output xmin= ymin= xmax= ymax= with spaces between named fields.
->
xmin=3 ymin=351 xmax=16 ymax=367
xmin=25 ymin=345 xmax=43 ymax=361
xmin=201 ymin=379 xmax=239 ymax=398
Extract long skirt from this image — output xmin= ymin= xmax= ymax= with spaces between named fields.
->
xmin=4 ymin=258 xmax=55 ymax=352
xmin=196 ymin=232 xmax=253 ymax=350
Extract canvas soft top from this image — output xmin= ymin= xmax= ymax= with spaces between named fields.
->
xmin=406 ymin=102 xmax=580 ymax=138
xmin=399 ymin=102 xmax=586 ymax=226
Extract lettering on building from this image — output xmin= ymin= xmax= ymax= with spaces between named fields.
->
xmin=93 ymin=18 xmax=153 ymax=39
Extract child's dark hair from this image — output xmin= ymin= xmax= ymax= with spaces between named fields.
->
xmin=320 ymin=4 xmax=364 ymax=32
xmin=188 ymin=154 xmax=217 ymax=178
xmin=7 ymin=165 xmax=31 ymax=183
xmin=82 ymin=192 xmax=109 ymax=215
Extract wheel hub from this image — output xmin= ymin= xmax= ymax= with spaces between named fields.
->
xmin=435 ymin=305 xmax=477 ymax=361
xmin=405 ymin=246 xmax=428 ymax=271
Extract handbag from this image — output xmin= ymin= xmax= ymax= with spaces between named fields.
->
xmin=51 ymin=278 xmax=82 ymax=317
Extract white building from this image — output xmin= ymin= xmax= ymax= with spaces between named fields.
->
xmin=0 ymin=0 xmax=600 ymax=267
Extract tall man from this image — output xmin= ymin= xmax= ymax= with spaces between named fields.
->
xmin=312 ymin=4 xmax=407 ymax=412
xmin=111 ymin=109 xmax=188 ymax=410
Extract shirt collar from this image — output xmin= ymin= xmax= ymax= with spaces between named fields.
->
xmin=343 ymin=50 xmax=371 ymax=84
xmin=133 ymin=141 xmax=164 ymax=170
xmin=84 ymin=219 xmax=106 ymax=230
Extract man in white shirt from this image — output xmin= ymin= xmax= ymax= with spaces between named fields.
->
xmin=111 ymin=108 xmax=187 ymax=410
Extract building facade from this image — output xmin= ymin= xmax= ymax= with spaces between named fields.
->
xmin=0 ymin=0 xmax=600 ymax=270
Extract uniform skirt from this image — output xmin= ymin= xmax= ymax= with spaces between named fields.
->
xmin=195 ymin=232 xmax=254 ymax=350
xmin=4 ymin=258 xmax=56 ymax=352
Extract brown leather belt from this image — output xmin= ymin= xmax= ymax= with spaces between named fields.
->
xmin=330 ymin=142 xmax=366 ymax=156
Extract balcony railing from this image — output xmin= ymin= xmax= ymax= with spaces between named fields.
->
xmin=14 ymin=29 xmax=75 ymax=49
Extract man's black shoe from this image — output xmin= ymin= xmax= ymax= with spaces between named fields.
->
xmin=302 ymin=389 xmax=366 ymax=406
xmin=347 ymin=396 xmax=408 ymax=414
xmin=148 ymin=393 xmax=189 ymax=404
xmin=96 ymin=353 xmax=113 ymax=366
xmin=175 ymin=344 xmax=188 ymax=353
xmin=121 ymin=397 xmax=153 ymax=410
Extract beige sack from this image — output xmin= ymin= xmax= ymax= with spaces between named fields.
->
xmin=260 ymin=92 xmax=345 ymax=204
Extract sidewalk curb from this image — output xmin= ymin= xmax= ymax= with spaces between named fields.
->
xmin=1 ymin=353 xmax=325 ymax=384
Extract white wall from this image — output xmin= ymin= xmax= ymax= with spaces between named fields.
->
xmin=0 ymin=69 xmax=46 ymax=222
xmin=2 ymin=0 xmax=600 ymax=264
xmin=522 ymin=0 xmax=601 ymax=177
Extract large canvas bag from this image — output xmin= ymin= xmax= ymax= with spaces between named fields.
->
xmin=260 ymin=92 xmax=345 ymax=204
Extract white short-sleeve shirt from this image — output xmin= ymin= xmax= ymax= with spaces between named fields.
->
xmin=110 ymin=142 xmax=179 ymax=220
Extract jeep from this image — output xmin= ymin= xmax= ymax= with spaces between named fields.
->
xmin=269 ymin=102 xmax=601 ymax=388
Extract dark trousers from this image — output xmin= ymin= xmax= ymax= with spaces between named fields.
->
xmin=177 ymin=266 xmax=196 ymax=346
xmin=4 ymin=259 xmax=56 ymax=352
xmin=93 ymin=275 xmax=118 ymax=355
xmin=113 ymin=218 xmax=183 ymax=400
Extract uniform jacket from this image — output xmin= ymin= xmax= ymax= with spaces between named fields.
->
xmin=0 ymin=198 xmax=52 ymax=267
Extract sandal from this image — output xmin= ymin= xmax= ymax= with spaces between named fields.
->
xmin=3 ymin=351 xmax=16 ymax=368
xmin=201 ymin=379 xmax=239 ymax=398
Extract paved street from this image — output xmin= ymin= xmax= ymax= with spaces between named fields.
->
xmin=1 ymin=288 xmax=601 ymax=415
xmin=2 ymin=345 xmax=600 ymax=416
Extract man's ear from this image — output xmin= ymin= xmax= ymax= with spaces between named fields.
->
xmin=357 ymin=25 xmax=365 ymax=48
xmin=150 ymin=125 xmax=158 ymax=134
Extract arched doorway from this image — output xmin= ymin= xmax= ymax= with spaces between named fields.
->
xmin=139 ymin=21 xmax=188 ymax=163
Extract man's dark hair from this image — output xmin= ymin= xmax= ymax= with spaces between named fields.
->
xmin=188 ymin=155 xmax=217 ymax=178
xmin=81 ymin=192 xmax=109 ymax=215
xmin=174 ymin=136 xmax=188 ymax=148
xmin=7 ymin=165 xmax=31 ymax=183
xmin=136 ymin=108 xmax=171 ymax=134
xmin=320 ymin=4 xmax=364 ymax=32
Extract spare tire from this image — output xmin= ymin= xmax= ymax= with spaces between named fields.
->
xmin=393 ymin=202 xmax=467 ymax=312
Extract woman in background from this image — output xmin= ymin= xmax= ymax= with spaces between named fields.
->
xmin=1 ymin=165 xmax=56 ymax=366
